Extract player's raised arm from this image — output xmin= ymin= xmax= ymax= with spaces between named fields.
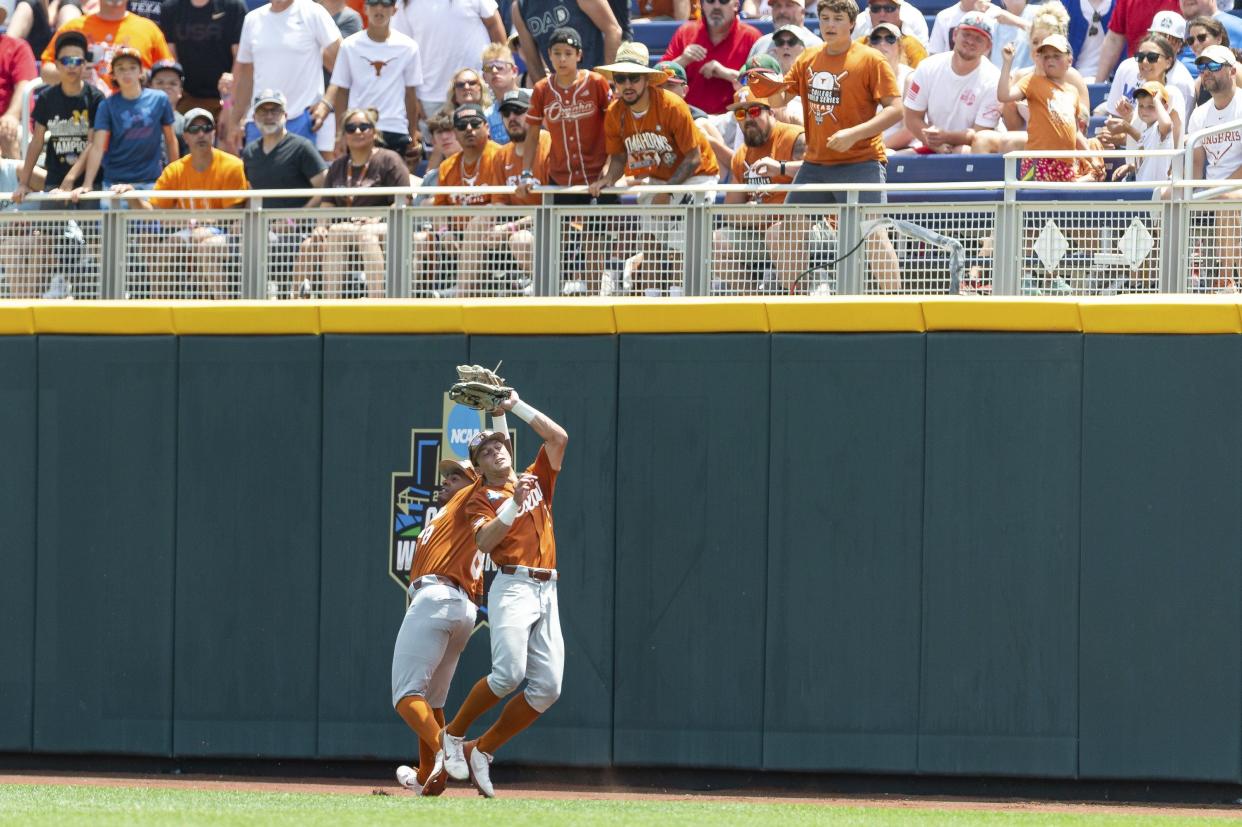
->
xmin=499 ymin=389 xmax=568 ymax=470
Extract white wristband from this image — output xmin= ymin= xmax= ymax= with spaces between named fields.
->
xmin=491 ymin=412 xmax=508 ymax=437
xmin=496 ymin=497 xmax=519 ymax=526
xmin=511 ymin=400 xmax=538 ymax=423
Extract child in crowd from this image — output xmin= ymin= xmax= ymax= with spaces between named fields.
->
xmin=999 ymin=34 xmax=1086 ymax=181
xmin=74 ymin=46 xmax=178 ymax=205
xmin=481 ymin=42 xmax=524 ymax=145
xmin=1111 ymin=81 xmax=1174 ymax=182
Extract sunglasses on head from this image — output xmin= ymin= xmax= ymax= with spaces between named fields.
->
xmin=869 ymin=3 xmax=898 ymax=12
xmin=1135 ymin=50 xmax=1164 ymax=63
xmin=612 ymin=72 xmax=644 ymax=84
xmin=733 ymin=104 xmax=770 ymax=121
xmin=1187 ymin=32 xmax=1213 ymax=44
xmin=454 ymin=77 xmax=481 ymax=88
xmin=773 ymin=35 xmax=800 ymax=46
xmin=869 ymin=32 xmax=898 ymax=44
xmin=1201 ymin=59 xmax=1229 ymax=72
xmin=185 ymin=123 xmax=214 ymax=134
xmin=58 ymin=55 xmax=86 ymax=67
xmin=454 ymin=118 xmax=486 ymax=129
xmin=344 ymin=121 xmax=375 ymax=133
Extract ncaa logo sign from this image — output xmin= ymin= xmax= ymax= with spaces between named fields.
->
xmin=446 ymin=403 xmax=483 ymax=460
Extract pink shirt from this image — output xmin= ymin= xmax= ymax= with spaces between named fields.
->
xmin=662 ymin=17 xmax=761 ymax=115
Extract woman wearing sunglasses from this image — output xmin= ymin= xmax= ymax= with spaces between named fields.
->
xmin=1186 ymin=16 xmax=1230 ymax=105
xmin=425 ymin=68 xmax=491 ymax=170
xmin=1103 ymin=35 xmax=1184 ymax=145
xmin=296 ymin=107 xmax=411 ymax=298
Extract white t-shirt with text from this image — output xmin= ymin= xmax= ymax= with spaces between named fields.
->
xmin=905 ymin=52 xmax=1002 ymax=132
xmin=1188 ymin=92 xmax=1242 ymax=179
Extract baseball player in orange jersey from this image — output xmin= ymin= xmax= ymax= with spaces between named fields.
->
xmin=438 ymin=390 xmax=568 ymax=798
xmin=390 ymin=413 xmax=509 ymax=795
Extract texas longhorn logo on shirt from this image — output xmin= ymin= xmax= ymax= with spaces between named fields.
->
xmin=368 ymin=58 xmax=396 ymax=77
xmin=807 ymin=69 xmax=849 ymax=124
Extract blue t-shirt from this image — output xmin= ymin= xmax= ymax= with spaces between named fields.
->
xmin=93 ymin=89 xmax=175 ymax=185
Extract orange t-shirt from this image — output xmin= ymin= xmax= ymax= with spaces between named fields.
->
xmin=1018 ymin=74 xmax=1080 ymax=152
xmin=526 ymin=70 xmax=612 ymax=186
xmin=783 ymin=41 xmax=899 ymax=166
xmin=433 ymin=140 xmax=504 ymax=206
xmin=149 ymin=149 xmax=249 ymax=209
xmin=42 ymin=13 xmax=173 ymax=90
xmin=852 ymin=34 xmax=926 ymax=68
xmin=730 ymin=120 xmax=802 ymax=204
xmin=409 ymin=485 xmax=485 ymax=601
xmin=489 ymin=131 xmax=552 ymax=206
xmin=603 ymin=85 xmax=719 ymax=181
xmin=465 ymin=446 xmax=559 ymax=570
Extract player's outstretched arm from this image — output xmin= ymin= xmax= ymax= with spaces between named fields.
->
xmin=500 ymin=390 xmax=568 ymax=470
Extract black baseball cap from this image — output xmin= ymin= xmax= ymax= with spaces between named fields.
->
xmin=549 ymin=27 xmax=583 ymax=51
xmin=150 ymin=59 xmax=185 ymax=80
xmin=54 ymin=30 xmax=89 ymax=56
xmin=453 ymin=103 xmax=487 ymax=126
xmin=499 ymin=89 xmax=531 ymax=112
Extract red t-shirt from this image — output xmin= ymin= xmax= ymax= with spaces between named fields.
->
xmin=662 ymin=17 xmax=761 ymax=115
xmin=0 ymin=35 xmax=37 ymax=115
xmin=1107 ymin=0 xmax=1179 ymax=55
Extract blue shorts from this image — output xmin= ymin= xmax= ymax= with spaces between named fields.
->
xmin=245 ymin=107 xmax=319 ymax=145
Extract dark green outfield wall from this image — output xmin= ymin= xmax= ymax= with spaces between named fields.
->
xmin=2 ymin=332 xmax=1241 ymax=782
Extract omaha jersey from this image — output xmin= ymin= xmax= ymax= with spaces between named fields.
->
xmin=603 ymin=85 xmax=719 ymax=180
xmin=409 ymin=485 xmax=484 ymax=602
xmin=729 ymin=120 xmax=802 ymax=204
xmin=526 ymin=70 xmax=611 ymax=186
xmin=466 ymin=446 xmax=558 ymax=569
xmin=782 ymin=41 xmax=899 ymax=166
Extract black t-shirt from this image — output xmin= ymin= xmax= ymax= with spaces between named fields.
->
xmin=16 ymin=0 xmax=53 ymax=61
xmin=160 ymin=0 xmax=247 ymax=98
xmin=128 ymin=0 xmax=164 ymax=24
xmin=241 ymin=131 xmax=328 ymax=207
xmin=31 ymin=83 xmax=105 ymax=188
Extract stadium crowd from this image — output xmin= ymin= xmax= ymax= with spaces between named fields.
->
xmin=0 ymin=0 xmax=1240 ymax=296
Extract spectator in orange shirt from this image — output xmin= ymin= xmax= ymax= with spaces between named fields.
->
xmin=128 ymin=108 xmax=248 ymax=298
xmin=40 ymin=0 xmax=172 ymax=90
xmin=489 ymin=89 xmax=550 ymax=276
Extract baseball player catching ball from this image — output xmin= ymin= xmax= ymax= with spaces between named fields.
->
xmin=391 ymin=412 xmax=509 ymax=795
xmin=439 ymin=389 xmax=568 ymax=797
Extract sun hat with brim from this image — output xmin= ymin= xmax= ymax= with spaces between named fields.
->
xmin=595 ymin=41 xmax=666 ymax=82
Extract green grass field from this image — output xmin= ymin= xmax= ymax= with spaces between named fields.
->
xmin=0 ymin=784 xmax=1236 ymax=827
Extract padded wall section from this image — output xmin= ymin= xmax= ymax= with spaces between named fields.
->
xmin=0 ymin=337 xmax=36 ymax=751
xmin=764 ymin=334 xmax=925 ymax=773
xmin=34 ymin=336 xmax=177 ymax=755
xmin=1079 ymin=335 xmax=1242 ymax=781
xmin=317 ymin=334 xmax=467 ymax=759
xmin=174 ymin=337 xmax=323 ymax=757
xmin=614 ymin=335 xmax=769 ymax=768
xmin=919 ymin=334 xmax=1081 ymax=777
xmin=466 ymin=336 xmax=618 ymax=766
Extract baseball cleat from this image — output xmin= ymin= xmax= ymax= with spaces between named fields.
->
xmin=395 ymin=764 xmax=418 ymax=791
xmin=421 ymin=751 xmax=448 ymax=797
xmin=464 ymin=740 xmax=495 ymax=798
xmin=442 ymin=729 xmax=468 ymax=781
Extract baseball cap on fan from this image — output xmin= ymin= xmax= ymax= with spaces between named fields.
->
xmin=549 ymin=26 xmax=583 ymax=51
xmin=955 ymin=11 xmax=994 ymax=43
xmin=1198 ymin=43 xmax=1238 ymax=67
xmin=1148 ymin=10 xmax=1186 ymax=39
xmin=468 ymin=430 xmax=513 ymax=466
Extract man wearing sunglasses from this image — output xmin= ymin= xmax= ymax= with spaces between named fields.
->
xmin=317 ymin=0 xmax=424 ymax=163
xmin=662 ymin=0 xmax=761 ymax=113
xmin=851 ymin=0 xmax=927 ymax=48
xmin=39 ymin=0 xmax=173 ymax=90
xmin=16 ymin=31 xmax=101 ymax=205
xmin=1187 ymin=45 xmax=1242 ymax=289
xmin=746 ymin=0 xmax=821 ymax=62
xmin=852 ymin=2 xmax=924 ymax=66
xmin=480 ymin=43 xmax=524 ymax=144
xmin=1178 ymin=0 xmax=1242 ymax=68
xmin=903 ymin=12 xmax=1001 ymax=154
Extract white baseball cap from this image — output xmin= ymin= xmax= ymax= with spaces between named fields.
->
xmin=1149 ymin=10 xmax=1187 ymax=39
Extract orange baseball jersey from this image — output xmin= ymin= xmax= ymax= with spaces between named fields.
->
xmin=490 ymin=130 xmax=552 ymax=206
xmin=783 ymin=41 xmax=899 ymax=166
xmin=730 ymin=120 xmax=802 ymax=204
xmin=526 ymin=70 xmax=612 ymax=186
xmin=433 ymin=140 xmax=504 ymax=206
xmin=603 ymin=85 xmax=719 ymax=181
xmin=41 ymin=13 xmax=173 ymax=89
xmin=465 ymin=446 xmax=558 ymax=570
xmin=409 ymin=485 xmax=485 ymax=602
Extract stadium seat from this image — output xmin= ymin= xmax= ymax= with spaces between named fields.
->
xmin=887 ymin=154 xmax=1005 ymax=203
xmin=1087 ymin=82 xmax=1109 ymax=112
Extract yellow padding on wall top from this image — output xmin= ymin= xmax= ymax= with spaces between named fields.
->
xmin=612 ymin=297 xmax=770 ymax=333
xmin=921 ymin=298 xmax=1085 ymax=332
xmin=33 ymin=302 xmax=175 ymax=334
xmin=1078 ymin=296 xmax=1242 ymax=334
xmin=4 ymin=297 xmax=1242 ymax=335
xmin=0 ymin=304 xmax=35 ymax=335
xmin=767 ymin=296 xmax=926 ymax=332
xmin=319 ymin=301 xmax=465 ymax=334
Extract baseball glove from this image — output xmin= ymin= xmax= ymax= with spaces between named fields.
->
xmin=449 ymin=362 xmax=513 ymax=410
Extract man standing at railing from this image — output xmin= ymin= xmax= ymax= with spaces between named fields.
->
xmin=1187 ymin=44 xmax=1242 ymax=289
xmin=122 ymin=107 xmax=249 ymax=299
xmin=747 ymin=0 xmax=902 ymax=291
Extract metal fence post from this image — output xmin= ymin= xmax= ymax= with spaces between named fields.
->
xmin=684 ymin=202 xmax=709 ymax=296
xmin=243 ymin=200 xmax=266 ymax=300
xmin=102 ymin=210 xmax=125 ymax=299
xmin=992 ymin=165 xmax=1020 ymax=296
xmin=387 ymin=200 xmax=412 ymax=298
xmin=1160 ymin=196 xmax=1185 ymax=293
xmin=533 ymin=197 xmax=555 ymax=297
xmin=837 ymin=193 xmax=863 ymax=295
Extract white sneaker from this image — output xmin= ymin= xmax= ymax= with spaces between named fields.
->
xmin=395 ymin=764 xmax=418 ymax=790
xmin=395 ymin=750 xmax=446 ymax=796
xmin=465 ymin=741 xmax=494 ymax=798
xmin=442 ymin=730 xmax=468 ymax=781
